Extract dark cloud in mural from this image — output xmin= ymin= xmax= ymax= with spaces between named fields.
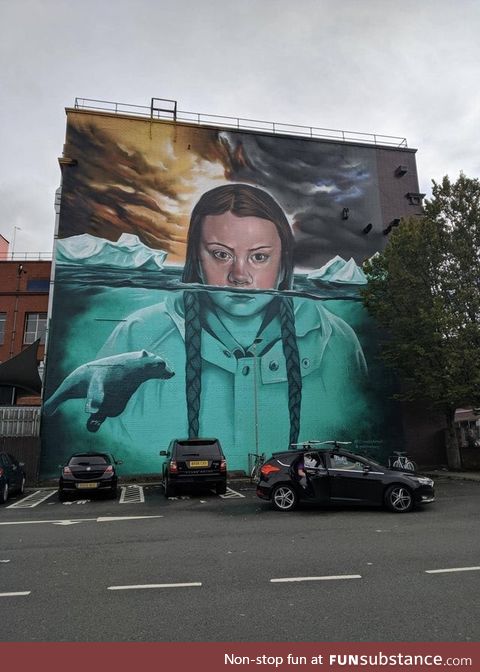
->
xmin=217 ymin=132 xmax=386 ymax=268
xmin=60 ymin=115 xmax=389 ymax=269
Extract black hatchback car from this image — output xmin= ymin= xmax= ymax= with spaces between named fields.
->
xmin=160 ymin=438 xmax=227 ymax=497
xmin=58 ymin=452 xmax=122 ymax=500
xmin=256 ymin=445 xmax=435 ymax=513
xmin=0 ymin=452 xmax=26 ymax=504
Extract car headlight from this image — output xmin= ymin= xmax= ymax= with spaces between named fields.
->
xmin=408 ymin=476 xmax=433 ymax=486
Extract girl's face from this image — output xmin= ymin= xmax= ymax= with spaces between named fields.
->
xmin=197 ymin=211 xmax=284 ymax=318
xmin=198 ymin=211 xmax=283 ymax=289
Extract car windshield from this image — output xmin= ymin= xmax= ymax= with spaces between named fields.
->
xmin=68 ymin=455 xmax=110 ymax=466
xmin=176 ymin=448 xmax=220 ymax=458
xmin=175 ymin=443 xmax=221 ymax=459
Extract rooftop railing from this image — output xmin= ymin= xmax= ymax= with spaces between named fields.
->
xmin=0 ymin=253 xmax=52 ymax=261
xmin=73 ymin=97 xmax=408 ymax=149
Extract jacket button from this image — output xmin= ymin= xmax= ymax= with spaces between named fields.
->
xmin=269 ymin=361 xmax=279 ymax=371
xmin=242 ymin=366 xmax=250 ymax=376
xmin=223 ymin=350 xmax=232 ymax=358
xmin=302 ymin=358 xmax=310 ymax=368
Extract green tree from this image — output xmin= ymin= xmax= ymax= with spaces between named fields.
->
xmin=362 ymin=173 xmax=480 ymax=469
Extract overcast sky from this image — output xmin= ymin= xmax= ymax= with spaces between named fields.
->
xmin=1 ymin=0 xmax=479 ymax=255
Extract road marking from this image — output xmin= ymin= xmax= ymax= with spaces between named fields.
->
xmin=0 ymin=591 xmax=31 ymax=597
xmin=119 ymin=485 xmax=145 ymax=504
xmin=63 ymin=500 xmax=90 ymax=505
xmin=426 ymin=566 xmax=480 ymax=574
xmin=97 ymin=515 xmax=162 ymax=522
xmin=107 ymin=582 xmax=202 ymax=591
xmin=0 ymin=515 xmax=163 ymax=527
xmin=6 ymin=490 xmax=57 ymax=509
xmin=219 ymin=487 xmax=245 ymax=499
xmin=270 ymin=575 xmax=362 ymax=583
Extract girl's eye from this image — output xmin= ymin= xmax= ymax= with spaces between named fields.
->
xmin=212 ymin=249 xmax=232 ymax=261
xmin=251 ymin=253 xmax=269 ymax=263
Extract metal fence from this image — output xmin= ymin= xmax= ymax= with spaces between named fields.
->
xmin=74 ymin=97 xmax=408 ymax=149
xmin=0 ymin=406 xmax=41 ymax=437
xmin=1 ymin=252 xmax=52 ymax=261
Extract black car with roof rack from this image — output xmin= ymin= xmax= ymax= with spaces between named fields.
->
xmin=160 ymin=438 xmax=227 ymax=497
xmin=256 ymin=440 xmax=434 ymax=513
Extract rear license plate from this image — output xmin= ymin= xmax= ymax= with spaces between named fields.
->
xmin=76 ymin=482 xmax=98 ymax=489
xmin=189 ymin=460 xmax=209 ymax=468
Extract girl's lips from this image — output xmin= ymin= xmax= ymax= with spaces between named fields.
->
xmin=226 ymin=294 xmax=255 ymax=302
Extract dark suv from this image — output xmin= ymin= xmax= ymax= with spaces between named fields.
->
xmin=160 ymin=438 xmax=227 ymax=497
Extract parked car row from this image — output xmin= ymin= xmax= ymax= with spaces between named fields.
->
xmin=1 ymin=440 xmax=435 ymax=515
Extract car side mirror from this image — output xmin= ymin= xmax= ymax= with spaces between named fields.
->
xmin=159 ymin=450 xmax=168 ymax=457
xmin=115 ymin=460 xmax=124 ymax=466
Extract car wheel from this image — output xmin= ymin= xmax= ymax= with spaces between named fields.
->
xmin=384 ymin=484 xmax=414 ymax=513
xmin=164 ymin=477 xmax=176 ymax=498
xmin=109 ymin=487 xmax=118 ymax=500
xmin=215 ymin=482 xmax=227 ymax=495
xmin=58 ymin=490 xmax=68 ymax=502
xmin=0 ymin=482 xmax=8 ymax=504
xmin=272 ymin=484 xmax=297 ymax=512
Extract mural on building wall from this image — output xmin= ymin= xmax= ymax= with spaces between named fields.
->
xmin=41 ymin=111 xmax=406 ymax=477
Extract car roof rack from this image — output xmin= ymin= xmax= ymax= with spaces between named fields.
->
xmin=289 ymin=440 xmax=352 ymax=452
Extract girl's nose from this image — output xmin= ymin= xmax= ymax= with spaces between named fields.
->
xmin=227 ymin=257 xmax=252 ymax=286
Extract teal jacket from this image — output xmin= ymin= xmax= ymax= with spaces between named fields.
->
xmin=93 ymin=293 xmax=368 ymax=473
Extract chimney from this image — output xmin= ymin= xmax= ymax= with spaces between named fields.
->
xmin=0 ymin=234 xmax=9 ymax=260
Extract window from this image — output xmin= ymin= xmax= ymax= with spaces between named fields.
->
xmin=26 ymin=278 xmax=50 ymax=292
xmin=330 ymin=453 xmax=365 ymax=472
xmin=0 ymin=313 xmax=6 ymax=345
xmin=24 ymin=313 xmax=47 ymax=345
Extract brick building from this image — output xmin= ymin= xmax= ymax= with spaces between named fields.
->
xmin=0 ymin=257 xmax=51 ymax=405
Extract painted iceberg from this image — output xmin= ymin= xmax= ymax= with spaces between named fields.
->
xmin=55 ymin=233 xmax=167 ymax=270
xmin=307 ymin=255 xmax=367 ymax=285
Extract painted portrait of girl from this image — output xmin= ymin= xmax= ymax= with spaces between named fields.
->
xmin=45 ymin=183 xmax=368 ymax=473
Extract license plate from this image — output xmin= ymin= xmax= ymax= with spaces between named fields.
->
xmin=76 ymin=482 xmax=99 ymax=489
xmin=189 ymin=460 xmax=209 ymax=468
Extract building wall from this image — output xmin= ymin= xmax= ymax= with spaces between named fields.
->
xmin=41 ymin=110 xmax=425 ymax=478
xmin=0 ymin=235 xmax=9 ymax=261
xmin=0 ymin=260 xmax=51 ymax=404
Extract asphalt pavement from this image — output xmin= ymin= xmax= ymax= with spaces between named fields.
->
xmin=1 ymin=477 xmax=479 ymax=641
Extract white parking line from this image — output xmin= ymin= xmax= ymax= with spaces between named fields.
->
xmin=0 ymin=515 xmax=163 ymax=527
xmin=219 ymin=487 xmax=245 ymax=499
xmin=107 ymin=582 xmax=202 ymax=591
xmin=426 ymin=566 xmax=480 ymax=574
xmin=0 ymin=591 xmax=31 ymax=597
xmin=6 ymin=490 xmax=57 ymax=509
xmin=119 ymin=485 xmax=145 ymax=504
xmin=270 ymin=575 xmax=362 ymax=583
xmin=96 ymin=515 xmax=162 ymax=522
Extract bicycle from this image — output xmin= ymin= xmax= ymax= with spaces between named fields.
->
xmin=388 ymin=451 xmax=417 ymax=472
xmin=248 ymin=452 xmax=266 ymax=482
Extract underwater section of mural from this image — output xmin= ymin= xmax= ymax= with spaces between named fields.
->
xmin=41 ymin=111 xmax=413 ymax=477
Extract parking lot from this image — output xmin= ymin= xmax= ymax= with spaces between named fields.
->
xmin=1 ymin=477 xmax=480 ymax=642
